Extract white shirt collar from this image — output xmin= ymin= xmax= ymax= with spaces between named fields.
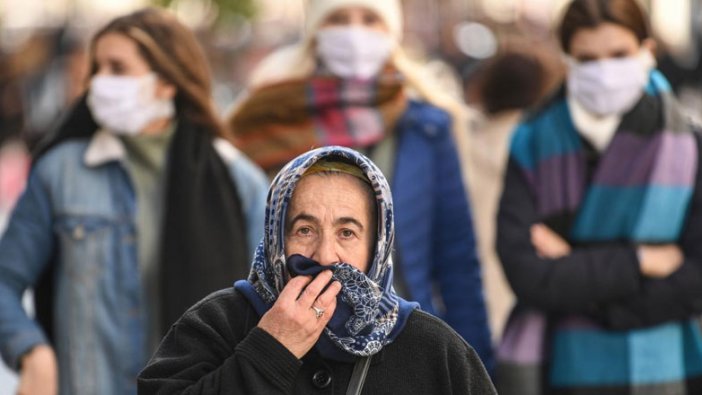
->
xmin=84 ymin=129 xmax=241 ymax=168
xmin=567 ymin=95 xmax=621 ymax=152
xmin=84 ymin=130 xmax=126 ymax=167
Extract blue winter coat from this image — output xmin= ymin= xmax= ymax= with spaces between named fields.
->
xmin=392 ymin=100 xmax=494 ymax=372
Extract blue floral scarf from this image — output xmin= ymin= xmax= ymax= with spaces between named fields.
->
xmin=235 ymin=146 xmax=418 ymax=361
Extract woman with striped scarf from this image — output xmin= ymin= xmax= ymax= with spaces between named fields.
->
xmin=496 ymin=0 xmax=702 ymax=393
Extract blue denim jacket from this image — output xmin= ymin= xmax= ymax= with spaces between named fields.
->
xmin=0 ymin=132 xmax=268 ymax=394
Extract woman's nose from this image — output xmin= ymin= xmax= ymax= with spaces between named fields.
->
xmin=93 ymin=69 xmax=110 ymax=77
xmin=313 ymin=235 xmax=339 ymax=266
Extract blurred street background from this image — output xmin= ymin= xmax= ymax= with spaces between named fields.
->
xmin=2 ymin=0 xmax=702 ymax=392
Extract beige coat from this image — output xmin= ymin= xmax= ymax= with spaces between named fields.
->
xmin=462 ymin=110 xmax=521 ymax=341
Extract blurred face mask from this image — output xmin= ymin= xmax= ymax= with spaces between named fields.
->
xmin=87 ymin=73 xmax=175 ymax=135
xmin=316 ymin=26 xmax=393 ymax=80
xmin=567 ymin=50 xmax=655 ymax=117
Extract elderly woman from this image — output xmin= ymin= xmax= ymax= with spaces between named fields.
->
xmin=138 ymin=146 xmax=495 ymax=394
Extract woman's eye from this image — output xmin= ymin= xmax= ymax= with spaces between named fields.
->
xmin=363 ymin=13 xmax=380 ymax=26
xmin=340 ymin=229 xmax=355 ymax=239
xmin=326 ymin=13 xmax=349 ymax=25
xmin=109 ymin=61 xmax=126 ymax=75
xmin=575 ymin=56 xmax=595 ymax=63
xmin=296 ymin=227 xmax=313 ymax=236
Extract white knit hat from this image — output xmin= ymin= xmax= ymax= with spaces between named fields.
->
xmin=303 ymin=0 xmax=403 ymax=42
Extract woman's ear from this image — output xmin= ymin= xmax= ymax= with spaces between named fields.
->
xmin=155 ymin=78 xmax=177 ymax=100
xmin=642 ymin=38 xmax=657 ymax=56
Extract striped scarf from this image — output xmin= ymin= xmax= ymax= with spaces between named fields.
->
xmin=229 ymin=69 xmax=406 ymax=173
xmin=500 ymin=71 xmax=702 ymax=394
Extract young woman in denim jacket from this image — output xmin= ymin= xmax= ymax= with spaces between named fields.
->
xmin=227 ymin=0 xmax=493 ymax=373
xmin=0 ymin=9 xmax=268 ymax=395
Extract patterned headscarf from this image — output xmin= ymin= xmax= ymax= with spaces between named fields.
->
xmin=235 ymin=146 xmax=417 ymax=361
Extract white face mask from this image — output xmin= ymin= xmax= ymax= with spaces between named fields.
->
xmin=567 ymin=50 xmax=655 ymax=117
xmin=87 ymin=73 xmax=175 ymax=135
xmin=316 ymin=26 xmax=394 ymax=80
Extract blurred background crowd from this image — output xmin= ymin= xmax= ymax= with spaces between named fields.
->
xmin=2 ymin=0 xmax=702 ymax=392
xmin=3 ymin=0 xmax=701 ymax=150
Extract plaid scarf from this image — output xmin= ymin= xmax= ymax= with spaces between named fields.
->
xmin=499 ymin=71 xmax=702 ymax=394
xmin=229 ymin=69 xmax=406 ymax=173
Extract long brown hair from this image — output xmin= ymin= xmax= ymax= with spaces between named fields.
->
xmin=89 ymin=8 xmax=224 ymax=137
xmin=558 ymin=0 xmax=651 ymax=54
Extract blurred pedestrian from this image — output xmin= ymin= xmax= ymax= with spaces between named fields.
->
xmin=463 ymin=48 xmax=555 ymax=341
xmin=138 ymin=146 xmax=496 ymax=395
xmin=496 ymin=0 xmax=702 ymax=393
xmin=227 ymin=0 xmax=494 ymax=372
xmin=0 ymin=8 xmax=268 ymax=395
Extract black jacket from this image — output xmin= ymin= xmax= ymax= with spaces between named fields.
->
xmin=138 ymin=288 xmax=496 ymax=394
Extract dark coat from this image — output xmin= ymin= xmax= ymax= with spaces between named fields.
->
xmin=497 ymin=133 xmax=702 ymax=330
xmin=137 ymin=288 xmax=496 ymax=394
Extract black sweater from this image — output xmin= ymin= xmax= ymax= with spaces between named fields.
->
xmin=137 ymin=288 xmax=496 ymax=394
xmin=496 ymin=134 xmax=702 ymax=330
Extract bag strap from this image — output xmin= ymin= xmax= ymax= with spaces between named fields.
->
xmin=346 ymin=356 xmax=372 ymax=395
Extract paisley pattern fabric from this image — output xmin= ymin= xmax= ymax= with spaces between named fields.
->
xmin=235 ymin=146 xmax=418 ymax=361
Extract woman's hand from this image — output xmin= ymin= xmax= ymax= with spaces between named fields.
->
xmin=17 ymin=344 xmax=58 ymax=395
xmin=258 ymin=270 xmax=342 ymax=359
xmin=531 ymin=223 xmax=572 ymax=259
xmin=638 ymin=244 xmax=684 ymax=278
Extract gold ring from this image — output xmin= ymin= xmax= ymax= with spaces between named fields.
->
xmin=311 ymin=305 xmax=324 ymax=319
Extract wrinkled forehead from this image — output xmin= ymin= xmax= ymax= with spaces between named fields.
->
xmin=276 ymin=155 xmax=376 ymax=219
xmin=271 ymin=150 xmax=381 ymax=199
xmin=285 ymin=169 xmax=377 ymax=228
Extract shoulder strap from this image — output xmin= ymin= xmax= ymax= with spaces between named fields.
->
xmin=346 ymin=356 xmax=372 ymax=395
